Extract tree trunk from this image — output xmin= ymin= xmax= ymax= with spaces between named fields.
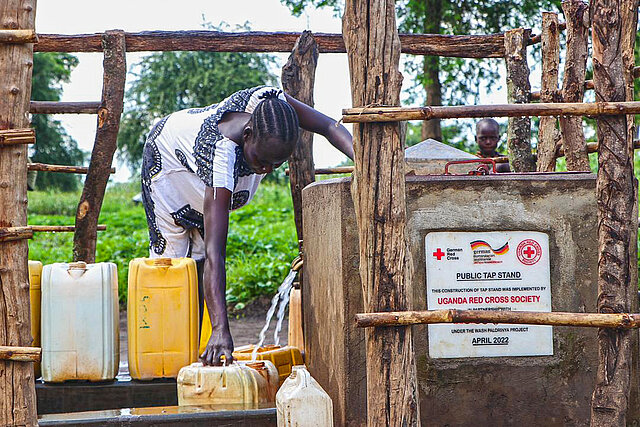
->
xmin=73 ymin=30 xmax=126 ymax=262
xmin=281 ymin=30 xmax=318 ymax=251
xmin=0 ymin=1 xmax=38 ymax=425
xmin=343 ymin=1 xmax=420 ymax=425
xmin=504 ymin=28 xmax=536 ymax=172
xmin=421 ymin=0 xmax=443 ymax=142
xmin=536 ymin=12 xmax=561 ymax=172
xmin=421 ymin=56 xmax=442 ymax=141
xmin=559 ymin=0 xmax=590 ymax=171
xmin=590 ymin=0 xmax=639 ymax=425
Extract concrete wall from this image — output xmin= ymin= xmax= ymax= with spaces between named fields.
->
xmin=302 ymin=173 xmax=639 ymax=426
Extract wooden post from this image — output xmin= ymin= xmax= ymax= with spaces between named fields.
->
xmin=281 ymin=31 xmax=318 ymax=352
xmin=504 ymin=28 xmax=536 ymax=172
xmin=343 ymin=1 xmax=420 ymax=426
xmin=73 ymin=30 xmax=125 ymax=262
xmin=536 ymin=12 xmax=562 ymax=172
xmin=281 ymin=30 xmax=318 ymax=250
xmin=0 ymin=1 xmax=38 ymax=425
xmin=590 ymin=0 xmax=639 ymax=425
xmin=559 ymin=0 xmax=591 ymax=171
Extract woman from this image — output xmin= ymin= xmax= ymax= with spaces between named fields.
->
xmin=141 ymin=85 xmax=353 ymax=365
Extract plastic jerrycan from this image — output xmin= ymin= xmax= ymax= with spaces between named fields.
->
xmin=277 ymin=365 xmax=333 ymax=427
xmin=288 ymin=288 xmax=304 ymax=351
xmin=177 ymin=360 xmax=279 ymax=406
xmin=233 ymin=345 xmax=304 ymax=386
xmin=28 ymin=260 xmax=42 ymax=378
xmin=128 ymin=257 xmax=199 ymax=379
xmin=199 ymin=302 xmax=213 ymax=355
xmin=41 ymin=262 xmax=119 ymax=382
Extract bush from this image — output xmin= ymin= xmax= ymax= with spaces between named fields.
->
xmin=28 ymin=181 xmax=298 ymax=308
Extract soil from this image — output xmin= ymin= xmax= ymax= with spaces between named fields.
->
xmin=119 ymin=298 xmax=288 ymax=366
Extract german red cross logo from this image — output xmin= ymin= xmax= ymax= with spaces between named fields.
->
xmin=516 ymin=239 xmax=542 ymax=265
xmin=433 ymin=248 xmax=445 ymax=260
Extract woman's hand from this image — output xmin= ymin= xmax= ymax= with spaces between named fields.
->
xmin=200 ymin=327 xmax=235 ymax=366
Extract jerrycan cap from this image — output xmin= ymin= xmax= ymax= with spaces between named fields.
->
xmin=153 ymin=258 xmax=173 ymax=267
xmin=68 ymin=261 xmax=87 ymax=270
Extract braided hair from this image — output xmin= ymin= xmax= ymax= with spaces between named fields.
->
xmin=250 ymin=93 xmax=300 ymax=152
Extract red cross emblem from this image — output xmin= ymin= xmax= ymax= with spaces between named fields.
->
xmin=516 ymin=239 xmax=542 ymax=265
xmin=433 ymin=248 xmax=445 ymax=260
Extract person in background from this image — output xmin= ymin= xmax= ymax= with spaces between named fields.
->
xmin=475 ymin=118 xmax=510 ymax=173
xmin=141 ymin=85 xmax=353 ymax=366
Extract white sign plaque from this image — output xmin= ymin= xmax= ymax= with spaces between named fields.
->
xmin=426 ymin=231 xmax=553 ymax=358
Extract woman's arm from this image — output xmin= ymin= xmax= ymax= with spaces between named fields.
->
xmin=200 ymin=186 xmax=234 ymax=366
xmin=283 ymin=93 xmax=354 ymax=161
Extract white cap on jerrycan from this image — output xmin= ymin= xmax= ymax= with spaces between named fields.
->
xmin=276 ymin=365 xmax=333 ymax=427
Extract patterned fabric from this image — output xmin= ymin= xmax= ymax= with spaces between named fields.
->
xmin=141 ymin=116 xmax=169 ymax=256
xmin=175 ymin=149 xmax=194 ymax=172
xmin=171 ymin=204 xmax=205 ymax=238
xmin=140 ymin=86 xmax=287 ymax=258
xmin=193 ymin=88 xmax=261 ymax=187
xmin=230 ymin=190 xmax=250 ymax=210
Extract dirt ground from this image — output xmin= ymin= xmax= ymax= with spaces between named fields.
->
xmin=119 ymin=301 xmax=289 ymax=367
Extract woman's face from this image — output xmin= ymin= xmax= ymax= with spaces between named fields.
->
xmin=243 ymin=135 xmax=289 ymax=175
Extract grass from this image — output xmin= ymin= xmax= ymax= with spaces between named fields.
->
xmin=28 ymin=181 xmax=298 ymax=308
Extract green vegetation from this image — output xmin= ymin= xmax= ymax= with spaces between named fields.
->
xmin=31 ymin=52 xmax=85 ymax=191
xmin=280 ymin=0 xmax=560 ymax=143
xmin=27 ymin=181 xmax=297 ymax=308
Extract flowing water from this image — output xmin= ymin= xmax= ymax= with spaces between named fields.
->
xmin=252 ymin=268 xmax=297 ymax=361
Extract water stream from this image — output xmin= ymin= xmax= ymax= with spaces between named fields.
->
xmin=251 ymin=268 xmax=297 ymax=361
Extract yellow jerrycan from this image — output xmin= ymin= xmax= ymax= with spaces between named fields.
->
xmin=199 ymin=303 xmax=213 ymax=356
xmin=41 ymin=262 xmax=119 ymax=382
xmin=177 ymin=360 xmax=279 ymax=406
xmin=128 ymin=257 xmax=199 ymax=380
xmin=233 ymin=345 xmax=304 ymax=386
xmin=28 ymin=260 xmax=42 ymax=379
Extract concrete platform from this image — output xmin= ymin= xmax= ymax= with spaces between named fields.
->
xmin=302 ymin=173 xmax=640 ymax=426
xmin=37 ymin=405 xmax=276 ymax=426
xmin=36 ymin=378 xmax=178 ymax=415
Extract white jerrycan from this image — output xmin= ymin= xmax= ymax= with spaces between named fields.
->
xmin=276 ymin=365 xmax=333 ymax=427
xmin=41 ymin=261 xmax=119 ymax=382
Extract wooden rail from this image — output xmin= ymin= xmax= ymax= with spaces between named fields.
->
xmin=34 ymin=30 xmax=510 ymax=58
xmin=0 ymin=129 xmax=35 ymax=145
xmin=0 ymin=29 xmax=37 ymax=44
xmin=31 ymin=225 xmax=107 ymax=232
xmin=0 ymin=225 xmax=107 ymax=242
xmin=355 ymin=309 xmax=640 ymax=329
xmin=29 ymin=101 xmax=102 ymax=114
xmin=299 ymin=140 xmax=640 ymax=175
xmin=28 ymin=163 xmax=115 ymax=174
xmin=342 ymin=101 xmax=640 ymax=122
xmin=0 ymin=346 xmax=40 ymax=362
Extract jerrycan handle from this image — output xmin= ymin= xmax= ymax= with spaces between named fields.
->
xmin=291 ymin=365 xmax=309 ymax=388
xmin=153 ymin=258 xmax=173 ymax=267
xmin=68 ymin=261 xmax=87 ymax=270
xmin=67 ymin=261 xmax=87 ymax=279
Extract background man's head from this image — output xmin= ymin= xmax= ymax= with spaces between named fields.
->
xmin=475 ymin=118 xmax=500 ymax=156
